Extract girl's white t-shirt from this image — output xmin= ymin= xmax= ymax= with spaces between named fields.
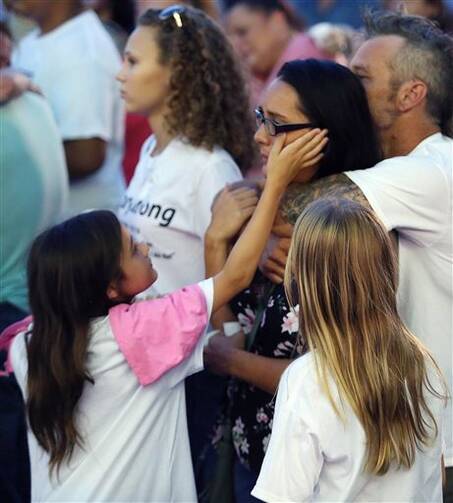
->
xmin=117 ymin=136 xmax=242 ymax=296
xmin=10 ymin=280 xmax=213 ymax=502
xmin=252 ymin=352 xmax=445 ymax=502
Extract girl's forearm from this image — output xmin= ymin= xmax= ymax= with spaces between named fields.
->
xmin=223 ymin=185 xmax=283 ymax=289
xmin=204 ymin=233 xmax=229 ymax=277
xmin=211 ymin=184 xmax=284 ymax=312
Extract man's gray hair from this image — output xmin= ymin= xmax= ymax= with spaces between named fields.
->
xmin=364 ymin=10 xmax=453 ymax=137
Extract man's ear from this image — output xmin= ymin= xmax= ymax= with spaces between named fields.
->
xmin=396 ymin=79 xmax=428 ymax=113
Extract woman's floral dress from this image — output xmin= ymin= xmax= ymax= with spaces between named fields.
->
xmin=213 ymin=271 xmax=307 ymax=475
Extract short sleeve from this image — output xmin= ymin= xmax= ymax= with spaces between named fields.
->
xmin=109 ymin=279 xmax=213 ymax=386
xmin=251 ymin=367 xmax=323 ymax=502
xmin=47 ymin=62 xmax=119 ymax=141
xmin=193 ymin=154 xmax=242 ymax=238
xmin=8 ymin=332 xmax=29 ymax=395
xmin=1 ymin=316 xmax=33 ymax=376
xmin=346 ymin=156 xmax=450 ymax=246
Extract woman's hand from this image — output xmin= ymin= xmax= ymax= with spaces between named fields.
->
xmin=206 ymin=185 xmax=259 ymax=243
xmin=265 ymin=129 xmax=328 ymax=190
xmin=204 ymin=332 xmax=245 ymax=376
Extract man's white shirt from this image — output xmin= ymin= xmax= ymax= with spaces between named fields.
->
xmin=346 ymin=132 xmax=453 ymax=465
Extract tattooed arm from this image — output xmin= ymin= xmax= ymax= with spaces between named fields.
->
xmin=281 ymin=173 xmax=371 ymax=225
xmin=280 ymin=173 xmax=398 ymax=253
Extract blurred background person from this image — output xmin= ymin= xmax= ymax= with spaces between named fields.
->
xmin=384 ymin=0 xmax=453 ymax=33
xmin=81 ymin=0 xmax=144 ymax=185
xmin=308 ymin=21 xmax=360 ymax=65
xmin=0 ymin=20 xmax=68 ymax=502
xmin=136 ymin=0 xmax=220 ymax=21
xmin=2 ymin=0 xmax=35 ymax=41
xmin=0 ymin=17 xmax=12 ymax=67
xmin=222 ymin=0 xmax=334 ymax=107
xmin=287 ymin=0 xmax=381 ymax=28
xmin=83 ymin=0 xmax=136 ymax=53
xmin=0 ymin=22 xmax=68 ymax=339
xmin=9 ymin=0 xmax=125 ymax=218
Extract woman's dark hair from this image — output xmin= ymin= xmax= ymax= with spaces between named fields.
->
xmin=278 ymin=59 xmax=382 ymax=177
xmin=223 ymin=0 xmax=303 ymax=31
xmin=137 ymin=6 xmax=257 ymax=173
xmin=26 ymin=210 xmax=123 ymax=474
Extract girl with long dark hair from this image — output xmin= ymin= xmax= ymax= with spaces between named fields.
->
xmin=8 ymin=130 xmax=324 ymax=502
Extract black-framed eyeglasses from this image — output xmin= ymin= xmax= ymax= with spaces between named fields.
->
xmin=158 ymin=5 xmax=186 ymax=28
xmin=254 ymin=107 xmax=316 ymax=136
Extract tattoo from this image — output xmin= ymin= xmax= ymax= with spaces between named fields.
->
xmin=281 ymin=173 xmax=371 ymax=225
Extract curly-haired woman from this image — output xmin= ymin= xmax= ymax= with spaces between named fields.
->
xmin=116 ymin=5 xmax=255 ymax=296
xmin=116 ymin=4 xmax=256 ymax=473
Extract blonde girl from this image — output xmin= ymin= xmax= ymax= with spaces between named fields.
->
xmin=252 ymin=198 xmax=448 ymax=502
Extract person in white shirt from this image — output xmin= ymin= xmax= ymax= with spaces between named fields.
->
xmin=252 ymin=198 xmax=447 ymax=502
xmin=11 ymin=0 xmax=125 ymax=217
xmin=348 ymin=12 xmax=453 ymax=493
xmin=259 ymin=11 xmax=453 ymax=497
xmin=115 ymin=5 xmax=257 ymax=470
xmin=8 ymin=132 xmax=323 ymax=502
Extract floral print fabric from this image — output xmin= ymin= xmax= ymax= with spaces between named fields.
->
xmin=219 ymin=271 xmax=306 ymax=475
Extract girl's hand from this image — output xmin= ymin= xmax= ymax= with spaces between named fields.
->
xmin=206 ymin=185 xmax=259 ymax=242
xmin=265 ymin=129 xmax=328 ymax=189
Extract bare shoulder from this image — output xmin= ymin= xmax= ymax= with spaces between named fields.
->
xmin=281 ymin=173 xmax=371 ymax=225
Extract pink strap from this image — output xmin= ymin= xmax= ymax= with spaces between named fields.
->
xmin=109 ymin=284 xmax=208 ymax=385
xmin=0 ymin=315 xmax=33 ymax=375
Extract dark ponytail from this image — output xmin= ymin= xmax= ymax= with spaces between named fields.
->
xmin=26 ymin=210 xmax=123 ymax=474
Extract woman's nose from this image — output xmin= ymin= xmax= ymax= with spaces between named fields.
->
xmin=254 ymin=123 xmax=269 ymax=146
xmin=116 ymin=63 xmax=126 ymax=83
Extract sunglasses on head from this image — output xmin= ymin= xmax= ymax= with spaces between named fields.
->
xmin=158 ymin=5 xmax=187 ymax=28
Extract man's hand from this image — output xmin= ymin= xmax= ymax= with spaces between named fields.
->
xmin=259 ymin=212 xmax=294 ymax=284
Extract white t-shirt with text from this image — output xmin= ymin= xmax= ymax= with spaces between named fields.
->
xmin=118 ymin=136 xmax=242 ymax=295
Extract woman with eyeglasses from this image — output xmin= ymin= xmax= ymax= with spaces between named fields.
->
xmin=203 ymin=58 xmax=382 ymax=502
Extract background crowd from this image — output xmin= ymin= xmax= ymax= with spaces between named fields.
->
xmin=0 ymin=1 xmax=452 ymax=502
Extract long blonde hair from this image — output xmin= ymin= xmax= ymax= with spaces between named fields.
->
xmin=284 ymin=198 xmax=447 ymax=475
